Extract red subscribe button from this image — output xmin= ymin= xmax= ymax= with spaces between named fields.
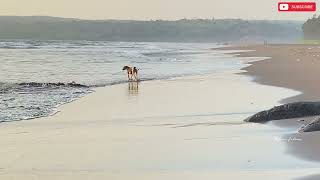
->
xmin=278 ymin=2 xmax=316 ymax=11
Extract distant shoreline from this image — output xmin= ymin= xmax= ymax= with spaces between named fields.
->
xmin=0 ymin=16 xmax=302 ymax=42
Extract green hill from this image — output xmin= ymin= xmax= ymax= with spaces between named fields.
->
xmin=0 ymin=16 xmax=303 ymax=42
xmin=303 ymin=15 xmax=320 ymax=41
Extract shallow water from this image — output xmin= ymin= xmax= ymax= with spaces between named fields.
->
xmin=0 ymin=40 xmax=249 ymax=122
xmin=0 ymin=41 xmax=319 ymax=179
xmin=35 ymin=73 xmax=317 ymax=180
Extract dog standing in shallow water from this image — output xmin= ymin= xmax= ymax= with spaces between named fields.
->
xmin=122 ymin=66 xmax=139 ymax=81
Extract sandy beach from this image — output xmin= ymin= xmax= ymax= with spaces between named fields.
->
xmin=1 ymin=69 xmax=319 ymax=180
xmin=2 ymin=44 xmax=320 ymax=180
xmin=0 ymin=0 xmax=318 ymax=179
xmin=220 ymin=44 xmax=320 ymax=103
xmin=220 ymin=44 xmax=320 ymax=180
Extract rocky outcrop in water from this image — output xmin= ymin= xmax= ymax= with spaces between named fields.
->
xmin=245 ymin=102 xmax=320 ymax=123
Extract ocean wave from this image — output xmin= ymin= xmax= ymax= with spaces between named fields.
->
xmin=0 ymin=82 xmax=89 ymax=94
xmin=142 ymin=51 xmax=205 ymax=57
xmin=0 ymin=77 xmax=175 ymax=122
xmin=0 ymin=40 xmax=98 ymax=49
xmin=0 ymin=41 xmax=227 ymax=123
xmin=0 ymin=45 xmax=40 ymax=49
xmin=17 ymin=82 xmax=88 ymax=88
xmin=1 ymin=78 xmax=161 ymax=93
xmin=0 ymin=81 xmax=92 ymax=123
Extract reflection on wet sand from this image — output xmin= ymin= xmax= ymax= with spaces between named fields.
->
xmin=128 ymin=81 xmax=139 ymax=96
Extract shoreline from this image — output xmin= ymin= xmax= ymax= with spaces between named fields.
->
xmin=1 ymin=45 xmax=319 ymax=179
xmin=219 ymin=44 xmax=320 ymax=180
xmin=218 ymin=44 xmax=320 ymax=103
xmin=0 ymin=70 xmax=314 ymax=180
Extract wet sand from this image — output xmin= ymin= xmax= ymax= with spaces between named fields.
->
xmin=2 ymin=44 xmax=320 ymax=179
xmin=0 ymin=72 xmax=318 ymax=180
xmin=219 ymin=44 xmax=320 ymax=180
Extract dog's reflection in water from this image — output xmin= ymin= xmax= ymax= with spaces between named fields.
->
xmin=128 ymin=81 xmax=139 ymax=96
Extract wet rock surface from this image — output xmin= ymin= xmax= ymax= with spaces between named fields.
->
xmin=245 ymin=102 xmax=320 ymax=123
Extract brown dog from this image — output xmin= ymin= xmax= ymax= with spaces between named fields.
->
xmin=122 ymin=66 xmax=139 ymax=81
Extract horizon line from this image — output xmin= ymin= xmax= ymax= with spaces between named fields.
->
xmin=0 ymin=15 xmax=308 ymax=22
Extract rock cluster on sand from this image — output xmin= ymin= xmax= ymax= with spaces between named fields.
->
xmin=245 ymin=102 xmax=320 ymax=123
xmin=245 ymin=102 xmax=320 ymax=133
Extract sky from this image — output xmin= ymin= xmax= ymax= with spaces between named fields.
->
xmin=0 ymin=0 xmax=317 ymax=20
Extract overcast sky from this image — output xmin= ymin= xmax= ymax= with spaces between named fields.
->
xmin=0 ymin=0 xmax=316 ymax=20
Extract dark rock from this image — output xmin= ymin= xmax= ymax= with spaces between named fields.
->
xmin=245 ymin=102 xmax=320 ymax=123
xmin=66 ymin=82 xmax=88 ymax=88
xmin=18 ymin=82 xmax=88 ymax=88
xmin=299 ymin=117 xmax=320 ymax=133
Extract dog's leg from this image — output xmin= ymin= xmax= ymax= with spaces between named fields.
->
xmin=127 ymin=73 xmax=131 ymax=81
xmin=134 ymin=73 xmax=138 ymax=81
xmin=132 ymin=73 xmax=136 ymax=81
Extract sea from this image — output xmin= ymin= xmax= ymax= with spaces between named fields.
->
xmin=0 ymin=40 xmax=248 ymax=122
